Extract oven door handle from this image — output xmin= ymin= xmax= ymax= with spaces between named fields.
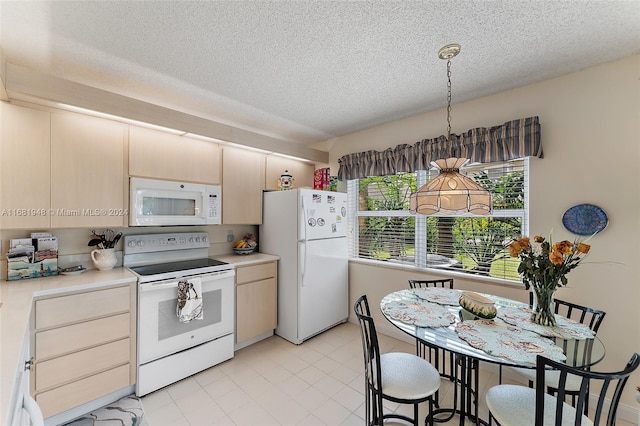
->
xmin=139 ymin=281 xmax=180 ymax=292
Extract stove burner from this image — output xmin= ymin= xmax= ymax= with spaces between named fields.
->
xmin=130 ymin=258 xmax=229 ymax=277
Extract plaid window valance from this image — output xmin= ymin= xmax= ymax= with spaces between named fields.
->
xmin=337 ymin=116 xmax=542 ymax=180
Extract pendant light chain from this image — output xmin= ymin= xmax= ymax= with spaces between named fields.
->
xmin=410 ymin=43 xmax=492 ymax=216
xmin=446 ymin=57 xmax=453 ymax=153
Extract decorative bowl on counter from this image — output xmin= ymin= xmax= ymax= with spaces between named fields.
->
xmin=233 ymin=247 xmax=256 ymax=255
xmin=459 ymin=291 xmax=497 ymax=319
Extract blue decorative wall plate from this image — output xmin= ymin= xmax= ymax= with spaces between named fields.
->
xmin=562 ymin=204 xmax=608 ymax=236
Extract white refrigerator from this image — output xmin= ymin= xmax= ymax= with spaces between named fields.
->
xmin=260 ymin=188 xmax=348 ymax=344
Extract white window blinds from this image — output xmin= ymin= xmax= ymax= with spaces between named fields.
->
xmin=348 ymin=159 xmax=528 ymax=281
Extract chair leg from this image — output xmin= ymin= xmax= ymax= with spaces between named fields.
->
xmin=425 ymin=398 xmax=434 ymax=426
xmin=582 ymin=383 xmax=589 ymax=414
xmin=413 ymin=402 xmax=419 ymax=426
xmin=372 ymin=392 xmax=383 ymax=426
xmin=365 ymin=385 xmax=370 ymax=426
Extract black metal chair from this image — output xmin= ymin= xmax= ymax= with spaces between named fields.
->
xmin=408 ymin=278 xmax=480 ymax=416
xmin=486 ymin=353 xmax=640 ymax=425
xmin=354 ymin=294 xmax=441 ymax=426
xmin=408 ymin=278 xmax=454 ymax=289
xmin=508 ymin=296 xmax=606 ymax=414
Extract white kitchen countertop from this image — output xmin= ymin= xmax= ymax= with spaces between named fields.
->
xmin=0 ymin=268 xmax=137 ymax=424
xmin=213 ymin=252 xmax=279 ymax=267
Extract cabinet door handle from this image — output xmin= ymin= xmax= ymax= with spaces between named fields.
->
xmin=24 ymin=357 xmax=34 ymax=371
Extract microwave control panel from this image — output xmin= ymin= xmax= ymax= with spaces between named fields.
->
xmin=207 ymin=192 xmax=219 ymax=219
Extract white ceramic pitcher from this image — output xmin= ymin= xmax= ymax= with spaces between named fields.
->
xmin=91 ymin=248 xmax=117 ymax=271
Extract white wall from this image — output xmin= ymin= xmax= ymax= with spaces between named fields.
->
xmin=328 ymin=55 xmax=640 ymax=410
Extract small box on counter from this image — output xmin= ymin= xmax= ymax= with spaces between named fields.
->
xmin=6 ymin=236 xmax=58 ymax=281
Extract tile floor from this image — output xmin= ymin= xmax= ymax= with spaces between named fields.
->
xmin=140 ymin=322 xmax=635 ymax=426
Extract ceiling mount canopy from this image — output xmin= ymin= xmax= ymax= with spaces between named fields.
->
xmin=410 ymin=43 xmax=492 ymax=216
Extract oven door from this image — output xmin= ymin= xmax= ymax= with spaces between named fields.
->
xmin=137 ymin=270 xmax=235 ymax=364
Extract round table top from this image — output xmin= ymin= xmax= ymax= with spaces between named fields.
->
xmin=380 ymin=289 xmax=605 ymax=369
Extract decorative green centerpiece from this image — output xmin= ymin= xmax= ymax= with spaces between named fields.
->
xmin=508 ymin=234 xmax=591 ymax=326
xmin=459 ymin=291 xmax=497 ymax=319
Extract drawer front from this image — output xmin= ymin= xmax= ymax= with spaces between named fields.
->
xmin=36 ymin=338 xmax=130 ymax=391
xmin=236 ymin=262 xmax=276 ymax=284
xmin=36 ymin=313 xmax=130 ymax=360
xmin=35 ymin=285 xmax=130 ymax=329
xmin=36 ymin=364 xmax=130 ymax=418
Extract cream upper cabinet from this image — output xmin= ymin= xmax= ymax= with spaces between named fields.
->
xmin=0 ymin=103 xmax=51 ymax=229
xmin=129 ymin=126 xmax=221 ymax=184
xmin=222 ymin=147 xmax=265 ymax=224
xmin=264 ymin=155 xmax=315 ymax=191
xmin=50 ymin=111 xmax=128 ymax=228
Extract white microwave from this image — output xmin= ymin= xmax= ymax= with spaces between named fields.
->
xmin=130 ymin=177 xmax=221 ymax=226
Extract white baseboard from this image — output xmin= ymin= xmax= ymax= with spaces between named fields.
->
xmin=358 ymin=319 xmax=640 ymax=425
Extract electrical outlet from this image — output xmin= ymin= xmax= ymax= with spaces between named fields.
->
xmin=226 ymin=230 xmax=234 ymax=242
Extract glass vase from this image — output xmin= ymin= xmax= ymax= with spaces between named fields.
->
xmin=531 ymin=286 xmax=557 ymax=327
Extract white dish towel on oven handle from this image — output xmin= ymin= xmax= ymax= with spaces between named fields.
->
xmin=176 ymin=277 xmax=203 ymax=323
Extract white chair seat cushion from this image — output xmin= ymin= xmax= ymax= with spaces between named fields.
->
xmin=509 ymin=366 xmax=583 ymax=391
xmin=380 ymin=352 xmax=441 ymax=400
xmin=485 ymin=384 xmax=593 ymax=426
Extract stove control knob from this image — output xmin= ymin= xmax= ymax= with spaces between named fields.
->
xmin=128 ymin=240 xmax=136 ymax=248
xmin=195 ymin=237 xmax=201 ymax=242
xmin=189 ymin=237 xmax=195 ymax=243
xmin=202 ymin=236 xmax=208 ymax=243
xmin=137 ymin=240 xmax=145 ymax=247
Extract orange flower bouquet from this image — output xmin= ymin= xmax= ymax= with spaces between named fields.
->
xmin=508 ymin=234 xmax=591 ymax=326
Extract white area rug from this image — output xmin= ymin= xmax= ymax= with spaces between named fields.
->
xmin=61 ymin=395 xmax=148 ymax=426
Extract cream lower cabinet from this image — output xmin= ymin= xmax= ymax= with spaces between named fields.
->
xmin=32 ymin=283 xmax=136 ymax=419
xmin=7 ymin=329 xmax=43 ymax=426
xmin=235 ymin=261 xmax=277 ymax=346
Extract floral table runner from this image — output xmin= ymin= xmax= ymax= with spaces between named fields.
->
xmin=498 ymin=306 xmax=595 ymax=340
xmin=455 ymin=319 xmax=567 ymax=366
xmin=412 ymin=287 xmax=462 ymax=306
xmin=382 ymin=299 xmax=456 ymax=328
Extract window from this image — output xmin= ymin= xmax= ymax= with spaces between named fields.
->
xmin=347 ymin=159 xmax=528 ymax=281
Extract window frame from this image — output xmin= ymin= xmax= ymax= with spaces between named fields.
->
xmin=347 ymin=158 xmax=529 ymax=283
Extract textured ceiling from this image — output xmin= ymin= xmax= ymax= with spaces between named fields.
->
xmin=1 ymin=1 xmax=639 ymax=146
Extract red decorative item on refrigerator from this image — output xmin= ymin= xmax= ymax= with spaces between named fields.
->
xmin=314 ymin=167 xmax=331 ymax=190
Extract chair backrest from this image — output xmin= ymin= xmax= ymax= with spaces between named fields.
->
xmin=408 ymin=278 xmax=454 ymax=289
xmin=554 ymin=298 xmax=606 ymax=333
xmin=354 ymin=295 xmax=383 ymax=389
xmin=527 ymin=294 xmax=606 ymax=333
xmin=535 ymin=353 xmax=640 ymax=426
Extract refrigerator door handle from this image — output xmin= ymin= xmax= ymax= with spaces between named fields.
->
xmin=299 ymin=241 xmax=306 ymax=286
xmin=300 ymin=195 xmax=307 ymax=242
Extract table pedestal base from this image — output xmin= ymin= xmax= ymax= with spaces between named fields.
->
xmin=426 ymin=355 xmax=488 ymax=426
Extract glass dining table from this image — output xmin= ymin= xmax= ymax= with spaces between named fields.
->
xmin=379 ymin=288 xmax=605 ymax=426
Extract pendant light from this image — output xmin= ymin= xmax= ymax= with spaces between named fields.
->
xmin=410 ymin=44 xmax=492 ymax=216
